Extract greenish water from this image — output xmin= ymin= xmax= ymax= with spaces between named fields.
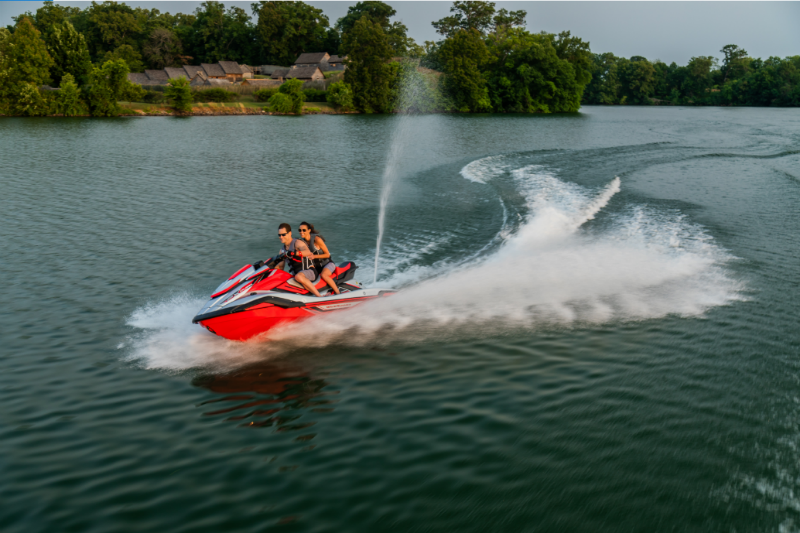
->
xmin=1 ymin=107 xmax=799 ymax=532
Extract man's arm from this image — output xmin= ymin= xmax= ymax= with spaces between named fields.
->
xmin=295 ymin=240 xmax=314 ymax=258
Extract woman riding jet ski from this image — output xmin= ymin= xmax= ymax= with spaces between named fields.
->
xmin=192 ymin=224 xmax=394 ymax=341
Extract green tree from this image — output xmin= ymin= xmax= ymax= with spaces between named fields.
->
xmin=342 ymin=16 xmax=395 ymax=113
xmin=278 ymin=77 xmax=305 ymax=114
xmin=683 ymin=55 xmax=716 ymax=101
xmin=143 ymin=27 xmax=182 ymax=69
xmin=439 ymin=29 xmax=491 ymax=112
xmin=721 ymin=44 xmax=748 ymax=83
xmin=101 ymin=43 xmax=145 ymax=72
xmin=491 ymin=8 xmax=526 ymax=33
xmin=252 ymin=1 xmax=329 ymax=66
xmin=192 ymin=2 xmax=254 ymax=64
xmin=20 ymin=1 xmax=82 ymax=41
xmin=267 ymin=92 xmax=295 ymax=113
xmin=583 ymin=52 xmax=619 ymax=104
xmin=85 ymin=58 xmax=132 ymax=116
xmin=46 ymin=21 xmax=91 ymax=86
xmin=55 ymin=73 xmax=86 ymax=115
xmin=326 ymin=80 xmax=354 ymax=110
xmin=15 ymin=83 xmax=52 ymax=116
xmin=335 ymin=1 xmax=421 ymax=57
xmin=337 ymin=2 xmax=395 ymax=34
xmin=552 ymin=31 xmax=592 ymax=90
xmin=432 ymin=1 xmax=497 ymax=38
xmin=617 ymin=56 xmax=655 ymax=104
xmin=0 ymin=17 xmax=54 ymax=114
xmin=485 ymin=29 xmax=585 ymax=113
xmin=81 ymin=1 xmax=142 ymax=60
xmin=164 ymin=75 xmax=192 ymax=113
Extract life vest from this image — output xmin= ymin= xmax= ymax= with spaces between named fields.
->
xmin=305 ymin=233 xmax=333 ymax=272
xmin=280 ymin=238 xmax=314 ymax=274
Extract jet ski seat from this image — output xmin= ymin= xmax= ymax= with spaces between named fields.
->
xmin=286 ymin=278 xmax=304 ymax=288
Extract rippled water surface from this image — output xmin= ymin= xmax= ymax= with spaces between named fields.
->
xmin=2 ymin=108 xmax=799 ymax=532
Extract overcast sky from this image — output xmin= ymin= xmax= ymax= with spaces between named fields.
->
xmin=2 ymin=1 xmax=798 ymax=65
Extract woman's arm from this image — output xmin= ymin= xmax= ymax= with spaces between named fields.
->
xmin=314 ymin=237 xmax=331 ymax=259
xmin=295 ymin=240 xmax=315 ymax=258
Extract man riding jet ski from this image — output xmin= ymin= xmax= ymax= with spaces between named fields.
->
xmin=192 ymin=223 xmax=394 ymax=341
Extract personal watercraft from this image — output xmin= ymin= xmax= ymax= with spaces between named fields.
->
xmin=192 ymin=257 xmax=394 ymax=341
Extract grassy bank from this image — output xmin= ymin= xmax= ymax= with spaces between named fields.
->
xmin=117 ymin=101 xmax=347 ymax=116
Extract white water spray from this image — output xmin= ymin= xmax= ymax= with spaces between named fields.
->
xmin=124 ymin=157 xmax=744 ymax=371
xmin=373 ymin=61 xmax=435 ymax=283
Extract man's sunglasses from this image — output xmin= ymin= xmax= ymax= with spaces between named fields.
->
xmin=278 ymin=232 xmax=288 ymax=237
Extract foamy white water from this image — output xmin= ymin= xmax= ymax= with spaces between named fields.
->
xmin=125 ymin=157 xmax=743 ymax=369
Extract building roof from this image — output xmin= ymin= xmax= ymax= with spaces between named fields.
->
xmin=259 ymin=65 xmax=286 ymax=75
xmin=200 ymin=63 xmax=226 ymax=77
xmin=285 ymin=66 xmax=323 ymax=80
xmin=164 ymin=67 xmax=188 ymax=79
xmin=242 ymin=79 xmax=282 ymax=87
xmin=239 ymin=64 xmax=253 ymax=74
xmin=294 ymin=52 xmax=329 ymax=65
xmin=145 ymin=69 xmax=169 ymax=81
xmin=270 ymin=68 xmax=291 ymax=79
xmin=218 ymin=61 xmax=243 ymax=75
xmin=183 ymin=65 xmax=205 ymax=78
xmin=206 ymin=78 xmax=233 ymax=86
xmin=327 ymin=55 xmax=347 ymax=63
xmin=128 ymin=73 xmax=150 ymax=85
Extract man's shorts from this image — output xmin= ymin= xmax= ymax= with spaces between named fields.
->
xmin=297 ymin=268 xmax=316 ymax=281
xmin=322 ymin=262 xmax=336 ymax=274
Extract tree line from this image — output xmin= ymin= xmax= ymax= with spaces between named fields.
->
xmin=584 ymin=46 xmax=800 ymax=106
xmin=1 ymin=0 xmax=797 ymax=117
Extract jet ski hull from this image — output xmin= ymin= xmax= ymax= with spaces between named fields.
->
xmin=196 ymin=294 xmax=384 ymax=341
xmin=192 ymin=260 xmax=392 ymax=341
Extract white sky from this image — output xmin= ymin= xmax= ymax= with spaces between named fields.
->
xmin=2 ymin=1 xmax=798 ymax=65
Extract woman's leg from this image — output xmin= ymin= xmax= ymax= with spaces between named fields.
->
xmin=295 ymin=271 xmax=321 ymax=297
xmin=320 ymin=268 xmax=340 ymax=294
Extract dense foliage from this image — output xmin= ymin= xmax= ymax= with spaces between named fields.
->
xmin=342 ymin=16 xmax=395 ymax=113
xmin=253 ymin=87 xmax=279 ymax=102
xmin=326 ymin=80 xmax=354 ymax=110
xmin=164 ymin=75 xmax=192 ymax=113
xmin=583 ymin=46 xmax=800 ymax=107
xmin=1 ymin=0 xmax=796 ymax=116
xmin=193 ymin=87 xmax=238 ymax=102
xmin=277 ymin=77 xmax=305 ymax=114
xmin=426 ymin=3 xmax=592 ymax=113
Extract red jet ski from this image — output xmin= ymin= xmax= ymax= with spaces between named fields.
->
xmin=192 ymin=258 xmax=394 ymax=341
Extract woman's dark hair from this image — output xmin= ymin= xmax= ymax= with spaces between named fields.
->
xmin=299 ymin=221 xmax=316 ymax=233
xmin=278 ymin=222 xmax=291 ymax=233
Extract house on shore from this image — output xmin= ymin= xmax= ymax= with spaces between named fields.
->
xmin=294 ymin=52 xmax=329 ymax=68
xmin=254 ymin=65 xmax=286 ymax=76
xmin=290 ymin=52 xmax=346 ymax=73
xmin=326 ymin=55 xmax=347 ymax=71
xmin=127 ymin=61 xmax=253 ymax=86
xmin=200 ymin=63 xmax=226 ymax=79
xmin=270 ymin=68 xmax=291 ymax=81
xmin=271 ymin=66 xmax=324 ymax=82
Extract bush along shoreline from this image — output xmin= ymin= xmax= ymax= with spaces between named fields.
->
xmin=1 ymin=1 xmax=797 ymax=118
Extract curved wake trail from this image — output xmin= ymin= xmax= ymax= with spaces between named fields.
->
xmin=124 ymin=156 xmax=744 ymax=370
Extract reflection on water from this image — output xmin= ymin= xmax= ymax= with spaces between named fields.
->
xmin=192 ymin=361 xmax=337 ymax=430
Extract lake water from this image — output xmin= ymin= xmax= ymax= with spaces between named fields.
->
xmin=2 ymin=107 xmax=799 ymax=532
